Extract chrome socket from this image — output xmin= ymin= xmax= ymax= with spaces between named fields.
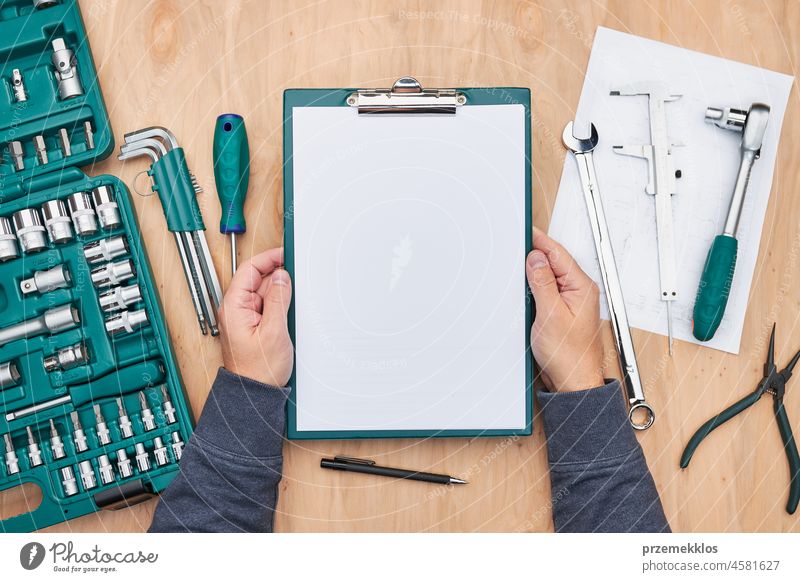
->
xmin=67 ymin=191 xmax=98 ymax=236
xmin=20 ymin=264 xmax=71 ymax=295
xmin=42 ymin=199 xmax=74 ymax=244
xmin=0 ymin=361 xmax=21 ymax=389
xmin=51 ymin=38 xmax=83 ymax=100
xmin=49 ymin=419 xmax=66 ymax=460
xmin=94 ymin=404 xmax=111 ymax=446
xmin=10 ymin=68 xmax=27 ymax=102
xmin=34 ymin=0 xmax=59 ymax=8
xmin=116 ymin=449 xmax=133 ymax=478
xmin=3 ymin=434 xmax=20 ymax=475
xmin=78 ymin=460 xmax=97 ymax=490
xmin=43 ymin=341 xmax=89 ymax=372
xmin=99 ymin=283 xmax=142 ymax=313
xmin=8 ymin=141 xmax=24 ymax=172
xmin=60 ymin=466 xmax=78 ymax=496
xmin=26 ymin=427 xmax=43 ymax=467
xmin=134 ymin=443 xmax=150 ymax=472
xmin=105 ymin=308 xmax=147 ymax=336
xmin=161 ymin=385 xmax=177 ymax=424
xmin=91 ymin=186 xmax=121 ymax=230
xmin=91 ymin=259 xmax=135 ymax=288
xmin=98 ymin=454 xmax=115 ymax=485
xmin=0 ymin=217 xmax=19 ymax=261
xmin=71 ymin=411 xmax=88 ymax=453
xmin=153 ymin=437 xmax=169 ymax=467
xmin=139 ymin=392 xmax=156 ymax=431
xmin=117 ymin=398 xmax=133 ymax=439
xmin=84 ymin=235 xmax=128 ymax=265
xmin=171 ymin=432 xmax=184 ymax=461
xmin=12 ymin=208 xmax=47 ymax=253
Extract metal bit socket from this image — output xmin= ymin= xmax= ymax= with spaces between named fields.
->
xmin=60 ymin=466 xmax=78 ymax=496
xmin=116 ymin=448 xmax=133 ymax=478
xmin=78 ymin=460 xmax=97 ymax=490
xmin=51 ymin=38 xmax=83 ymax=100
xmin=8 ymin=141 xmax=24 ymax=172
xmin=171 ymin=432 xmax=184 ymax=461
xmin=12 ymin=208 xmax=47 ymax=253
xmin=0 ymin=361 xmax=21 ymax=389
xmin=58 ymin=128 xmax=71 ymax=157
xmin=20 ymin=264 xmax=71 ymax=295
xmin=105 ymin=308 xmax=148 ymax=336
xmin=33 ymin=135 xmax=48 ymax=165
xmin=0 ymin=217 xmax=19 ymax=261
xmin=41 ymin=199 xmax=74 ymax=244
xmin=99 ymin=283 xmax=142 ymax=313
xmin=34 ymin=0 xmax=59 ymax=8
xmin=98 ymin=454 xmax=115 ymax=485
xmin=43 ymin=342 xmax=89 ymax=372
xmin=84 ymin=235 xmax=128 ymax=265
xmin=91 ymin=259 xmax=135 ymax=288
xmin=139 ymin=392 xmax=156 ymax=431
xmin=71 ymin=411 xmax=88 ymax=453
xmin=91 ymin=186 xmax=121 ymax=230
xmin=49 ymin=419 xmax=66 ymax=460
xmin=94 ymin=404 xmax=111 ymax=445
xmin=153 ymin=437 xmax=169 ymax=467
xmin=116 ymin=398 xmax=133 ymax=439
xmin=10 ymin=68 xmax=27 ymax=102
xmin=26 ymin=426 xmax=43 ymax=467
xmin=161 ymin=385 xmax=177 ymax=424
xmin=84 ymin=121 xmax=95 ymax=150
xmin=67 ymin=191 xmax=98 ymax=236
xmin=4 ymin=434 xmax=20 ymax=475
xmin=134 ymin=443 xmax=150 ymax=472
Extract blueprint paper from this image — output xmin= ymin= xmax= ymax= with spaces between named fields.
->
xmin=549 ymin=27 xmax=794 ymax=354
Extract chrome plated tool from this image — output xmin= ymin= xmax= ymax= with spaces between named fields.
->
xmin=563 ymin=121 xmax=654 ymax=430
xmin=118 ymin=126 xmax=221 ymax=336
xmin=611 ymin=83 xmax=681 ymax=355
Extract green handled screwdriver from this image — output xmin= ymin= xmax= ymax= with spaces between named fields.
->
xmin=213 ymin=114 xmax=251 ymax=276
xmin=692 ymin=103 xmax=769 ymax=341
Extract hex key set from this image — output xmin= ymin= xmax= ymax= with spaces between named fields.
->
xmin=0 ymin=0 xmax=195 ymax=532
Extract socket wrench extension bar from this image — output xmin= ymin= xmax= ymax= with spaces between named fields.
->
xmin=5 ymin=360 xmax=165 ymax=421
xmin=118 ymin=126 xmax=221 ymax=336
xmin=0 ymin=304 xmax=80 ymax=347
xmin=562 ymin=122 xmax=654 ymax=430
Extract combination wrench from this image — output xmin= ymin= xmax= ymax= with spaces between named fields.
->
xmin=562 ymin=121 xmax=655 ymax=430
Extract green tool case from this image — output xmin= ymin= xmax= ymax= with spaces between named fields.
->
xmin=0 ymin=0 xmax=193 ymax=532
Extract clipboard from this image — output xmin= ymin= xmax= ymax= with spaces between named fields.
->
xmin=283 ymin=78 xmax=532 ymax=440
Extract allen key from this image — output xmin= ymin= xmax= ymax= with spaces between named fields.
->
xmin=118 ymin=127 xmax=221 ymax=335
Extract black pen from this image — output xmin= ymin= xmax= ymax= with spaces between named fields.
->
xmin=320 ymin=456 xmax=467 ymax=485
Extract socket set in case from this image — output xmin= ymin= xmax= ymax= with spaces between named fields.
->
xmin=0 ymin=0 xmax=194 ymax=532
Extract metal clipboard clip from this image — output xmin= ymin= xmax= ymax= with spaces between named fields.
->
xmin=347 ymin=76 xmax=466 ymax=114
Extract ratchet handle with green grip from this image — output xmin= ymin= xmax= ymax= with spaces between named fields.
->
xmin=213 ymin=114 xmax=250 ymax=235
xmin=692 ymin=234 xmax=738 ymax=341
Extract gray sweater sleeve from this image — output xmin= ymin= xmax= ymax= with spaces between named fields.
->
xmin=537 ymin=380 xmax=670 ymax=532
xmin=148 ymin=367 xmax=289 ymax=532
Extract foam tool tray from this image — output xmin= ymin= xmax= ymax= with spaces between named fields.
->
xmin=0 ymin=0 xmax=194 ymax=532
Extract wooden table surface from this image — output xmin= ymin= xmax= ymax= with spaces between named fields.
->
xmin=2 ymin=0 xmax=798 ymax=533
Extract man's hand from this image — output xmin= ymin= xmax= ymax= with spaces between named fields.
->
xmin=526 ymin=228 xmax=604 ymax=392
xmin=219 ymin=247 xmax=294 ymax=387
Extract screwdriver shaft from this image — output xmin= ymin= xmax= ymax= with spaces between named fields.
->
xmin=231 ymin=234 xmax=238 ymax=275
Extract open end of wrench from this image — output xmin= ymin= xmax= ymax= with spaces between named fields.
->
xmin=629 ymin=401 xmax=655 ymax=431
xmin=562 ymin=121 xmax=598 ymax=153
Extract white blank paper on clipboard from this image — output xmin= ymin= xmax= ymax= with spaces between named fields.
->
xmin=291 ymin=104 xmax=528 ymax=433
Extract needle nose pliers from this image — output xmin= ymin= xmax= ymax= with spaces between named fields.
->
xmin=680 ymin=324 xmax=800 ymax=514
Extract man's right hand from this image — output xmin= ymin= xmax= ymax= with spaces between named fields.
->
xmin=526 ymin=228 xmax=605 ymax=392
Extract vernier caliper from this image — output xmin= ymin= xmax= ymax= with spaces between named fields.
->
xmin=611 ymin=83 xmax=681 ymax=355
